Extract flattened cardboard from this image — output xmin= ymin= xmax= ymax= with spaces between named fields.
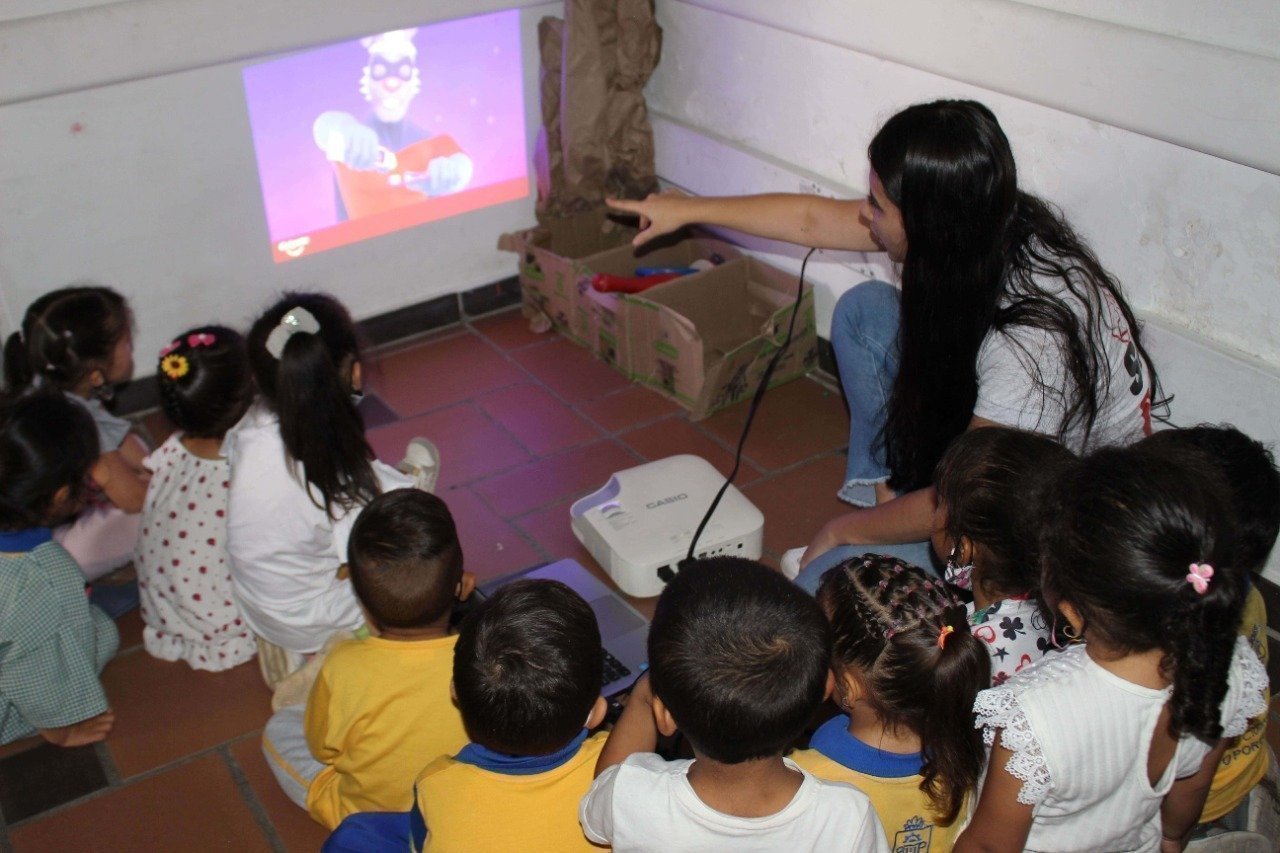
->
xmin=497 ymin=208 xmax=637 ymax=342
xmin=624 ymin=257 xmax=818 ymax=419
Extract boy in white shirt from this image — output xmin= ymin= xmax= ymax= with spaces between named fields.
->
xmin=579 ymin=556 xmax=890 ymax=852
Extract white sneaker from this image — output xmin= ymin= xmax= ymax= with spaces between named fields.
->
xmin=398 ymin=437 xmax=441 ymax=493
xmin=780 ymin=547 xmax=806 ymax=581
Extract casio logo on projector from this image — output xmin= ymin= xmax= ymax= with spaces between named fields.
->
xmin=645 ymin=493 xmax=688 ymax=509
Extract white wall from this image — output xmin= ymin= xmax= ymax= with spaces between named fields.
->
xmin=643 ymin=0 xmax=1280 ymax=579
xmin=0 ymin=1 xmax=557 ymax=358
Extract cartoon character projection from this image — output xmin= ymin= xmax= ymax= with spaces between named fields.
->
xmin=312 ymin=29 xmax=474 ymax=220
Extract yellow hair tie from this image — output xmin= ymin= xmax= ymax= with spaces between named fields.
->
xmin=160 ymin=353 xmax=190 ymax=380
xmin=937 ymin=624 xmax=955 ymax=649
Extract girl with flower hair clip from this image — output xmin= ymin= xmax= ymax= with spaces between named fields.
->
xmin=793 ymin=553 xmax=990 ymax=850
xmin=954 ymin=444 xmax=1268 ymax=853
xmin=135 ymin=325 xmax=257 ymax=671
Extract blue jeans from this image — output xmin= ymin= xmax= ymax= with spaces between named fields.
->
xmin=832 ymin=281 xmax=900 ymax=506
xmin=795 ymin=282 xmax=934 ymax=593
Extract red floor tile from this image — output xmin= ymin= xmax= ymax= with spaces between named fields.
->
xmin=476 ymin=383 xmax=603 ymax=456
xmin=513 ymin=498 xmax=658 ymax=621
xmin=230 ymin=737 xmax=330 ymax=853
xmin=469 ymin=309 xmax=551 ymax=351
xmin=514 ymin=338 xmax=633 ymax=404
xmin=620 ymin=416 xmax=762 ymax=486
xmin=366 ymin=332 xmax=525 ymax=416
xmin=9 ymin=753 xmax=271 ymax=852
xmin=472 ymin=440 xmax=640 ymax=518
xmin=367 ymin=403 xmax=532 ymax=490
xmin=700 ymin=377 xmax=848 ymax=472
xmin=444 ymin=488 xmax=546 ymax=582
xmin=742 ymin=454 xmax=850 ymax=557
xmin=102 ymin=655 xmax=270 ymax=778
xmin=579 ymin=385 xmax=683 ymax=433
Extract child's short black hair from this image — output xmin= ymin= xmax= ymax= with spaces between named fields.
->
xmin=347 ymin=489 xmax=463 ymax=630
xmin=156 ymin=325 xmax=253 ymax=439
xmin=1141 ymin=424 xmax=1280 ymax=576
xmin=648 ymin=557 xmax=831 ymax=764
xmin=0 ymin=392 xmax=99 ymax=530
xmin=452 ymin=579 xmax=603 ymax=756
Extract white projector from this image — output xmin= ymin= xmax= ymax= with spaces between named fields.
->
xmin=570 ymin=454 xmax=764 ymax=597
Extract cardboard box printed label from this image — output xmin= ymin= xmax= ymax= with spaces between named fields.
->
xmin=497 ymin=208 xmax=638 ymax=343
xmin=624 ymin=257 xmax=818 ymax=420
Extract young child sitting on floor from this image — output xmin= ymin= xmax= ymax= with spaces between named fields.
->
xmin=580 ymin=557 xmax=890 ymax=852
xmin=793 ymin=554 xmax=989 ymax=851
xmin=1141 ymin=424 xmax=1280 ymax=840
xmin=261 ymin=488 xmax=472 ymax=829
xmin=135 ymin=326 xmax=256 ymax=671
xmin=0 ymin=393 xmax=119 ymax=747
xmin=931 ymin=426 xmax=1074 ymax=684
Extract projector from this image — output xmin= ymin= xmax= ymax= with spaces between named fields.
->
xmin=570 ymin=455 xmax=764 ymax=597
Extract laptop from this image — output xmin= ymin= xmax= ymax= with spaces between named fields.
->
xmin=475 ymin=558 xmax=650 ymax=697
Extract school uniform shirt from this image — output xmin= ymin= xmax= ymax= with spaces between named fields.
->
xmin=1202 ymin=585 xmax=1271 ymax=821
xmin=793 ymin=715 xmax=963 ymax=852
xmin=304 ymin=633 xmax=468 ymax=829
xmin=580 ymin=753 xmax=891 ymax=852
xmin=974 ymin=274 xmax=1152 ymax=451
xmin=64 ymin=392 xmax=131 ymax=452
xmin=0 ymin=532 xmax=119 ymax=743
xmin=223 ymin=403 xmax=412 ymax=653
xmin=412 ymin=730 xmax=608 ymax=852
xmin=973 ymin=637 xmax=1267 ymax=852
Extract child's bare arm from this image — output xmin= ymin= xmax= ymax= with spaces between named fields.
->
xmin=91 ymin=450 xmax=150 ymax=514
xmin=117 ymin=432 xmax=150 ymax=469
xmin=954 ymin=733 xmax=1035 ymax=853
xmin=1159 ymin=739 xmax=1227 ymax=851
xmin=39 ymin=709 xmax=115 ymax=747
xmin=595 ymin=674 xmax=658 ymax=777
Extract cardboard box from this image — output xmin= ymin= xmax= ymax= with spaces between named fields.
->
xmin=623 ymin=257 xmax=818 ymax=419
xmin=497 ymin=208 xmax=638 ymax=343
xmin=573 ymin=235 xmax=742 ymax=371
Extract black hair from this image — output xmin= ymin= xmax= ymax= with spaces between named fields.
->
xmin=0 ymin=392 xmax=100 ymax=530
xmin=817 ymin=554 xmax=988 ymax=825
xmin=648 ymin=557 xmax=831 ymax=764
xmin=246 ymin=293 xmax=377 ymax=518
xmin=1040 ymin=444 xmax=1244 ymax=741
xmin=869 ymin=100 xmax=1161 ymax=492
xmin=934 ymin=426 xmax=1075 ymax=600
xmin=452 ymin=579 xmax=603 ymax=755
xmin=1140 ymin=425 xmax=1280 ymax=577
xmin=155 ymin=326 xmax=253 ymax=439
xmin=347 ymin=489 xmax=463 ymax=630
xmin=4 ymin=286 xmax=131 ymax=394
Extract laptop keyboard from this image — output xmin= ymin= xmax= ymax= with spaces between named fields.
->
xmin=602 ymin=648 xmax=631 ymax=685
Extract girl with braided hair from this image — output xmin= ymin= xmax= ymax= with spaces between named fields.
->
xmin=793 ymin=554 xmax=989 ymax=850
xmin=955 ymin=444 xmax=1268 ymax=852
xmin=135 ymin=326 xmax=256 ymax=671
xmin=2 ymin=285 xmax=149 ymax=580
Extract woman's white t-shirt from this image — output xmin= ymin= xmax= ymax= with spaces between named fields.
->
xmin=223 ymin=403 xmax=411 ymax=653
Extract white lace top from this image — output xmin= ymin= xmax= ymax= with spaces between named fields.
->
xmin=973 ymin=637 xmax=1267 ymax=852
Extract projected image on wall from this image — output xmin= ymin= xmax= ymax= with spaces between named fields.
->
xmin=243 ymin=10 xmax=528 ymax=263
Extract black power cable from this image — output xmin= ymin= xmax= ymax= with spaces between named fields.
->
xmin=676 ymin=246 xmax=819 ymax=573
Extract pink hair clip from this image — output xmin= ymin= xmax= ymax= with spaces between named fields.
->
xmin=1186 ymin=562 xmax=1214 ymax=595
xmin=159 ymin=340 xmax=181 ymax=358
xmin=187 ymin=332 xmax=217 ymax=348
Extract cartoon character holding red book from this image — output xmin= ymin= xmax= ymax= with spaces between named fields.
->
xmin=312 ymin=29 xmax=473 ymax=220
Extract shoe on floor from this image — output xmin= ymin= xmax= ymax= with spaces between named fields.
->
xmin=397 ymin=437 xmax=441 ymax=493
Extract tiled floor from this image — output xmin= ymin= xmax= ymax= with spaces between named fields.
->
xmin=0 ymin=307 xmax=857 ymax=852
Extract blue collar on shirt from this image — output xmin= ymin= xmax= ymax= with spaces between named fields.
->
xmin=453 ymin=729 xmax=589 ymax=776
xmin=0 ymin=527 xmax=53 ymax=553
xmin=809 ymin=714 xmax=923 ymax=778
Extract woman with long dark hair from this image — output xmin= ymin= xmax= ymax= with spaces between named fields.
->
xmin=609 ymin=100 xmax=1158 ymax=582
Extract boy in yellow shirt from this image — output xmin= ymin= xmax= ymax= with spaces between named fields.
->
xmin=261 ymin=488 xmax=473 ymax=828
xmin=323 ymin=577 xmax=609 ymax=851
